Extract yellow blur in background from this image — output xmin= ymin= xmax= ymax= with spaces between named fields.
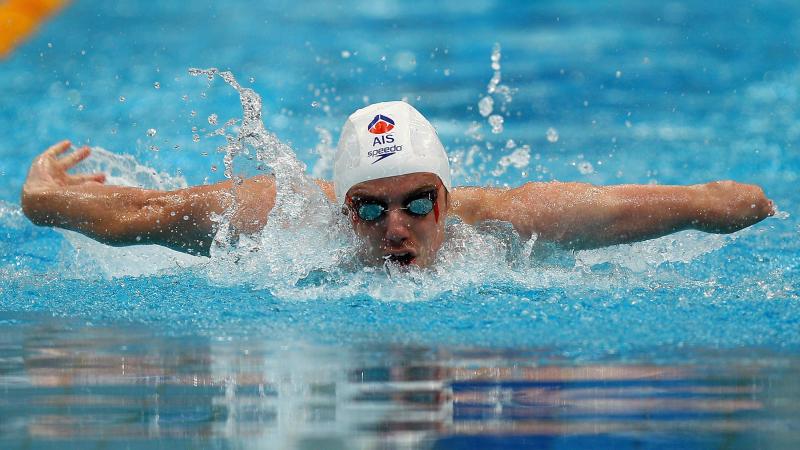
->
xmin=0 ymin=0 xmax=69 ymax=58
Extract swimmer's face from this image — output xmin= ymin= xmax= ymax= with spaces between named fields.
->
xmin=344 ymin=173 xmax=447 ymax=268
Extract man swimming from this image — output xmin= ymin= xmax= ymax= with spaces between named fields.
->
xmin=21 ymin=101 xmax=774 ymax=267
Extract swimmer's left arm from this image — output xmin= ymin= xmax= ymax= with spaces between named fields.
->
xmin=450 ymin=181 xmax=775 ymax=249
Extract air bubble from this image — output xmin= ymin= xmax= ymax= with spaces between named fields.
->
xmin=211 ymin=164 xmax=217 ymax=172
xmin=153 ymin=82 xmax=160 ymax=89
xmin=208 ymin=113 xmax=218 ymax=125
xmin=118 ymin=96 xmax=126 ymax=102
xmin=341 ymin=50 xmax=351 ymax=59
xmin=146 ymin=128 xmax=157 ymax=137
xmin=192 ymin=134 xmax=200 ymax=142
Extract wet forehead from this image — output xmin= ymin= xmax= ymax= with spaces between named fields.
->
xmin=347 ymin=172 xmax=440 ymax=200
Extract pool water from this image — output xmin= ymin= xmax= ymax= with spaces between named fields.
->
xmin=1 ymin=0 xmax=799 ymax=448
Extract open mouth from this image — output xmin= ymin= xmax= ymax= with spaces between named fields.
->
xmin=384 ymin=252 xmax=416 ymax=265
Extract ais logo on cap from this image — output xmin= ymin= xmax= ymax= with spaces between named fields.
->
xmin=368 ymin=114 xmax=395 ymax=134
xmin=366 ymin=114 xmax=402 ymax=163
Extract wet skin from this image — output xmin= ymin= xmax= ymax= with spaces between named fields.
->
xmin=345 ymin=173 xmax=447 ymax=268
xmin=21 ymin=142 xmax=775 ymax=259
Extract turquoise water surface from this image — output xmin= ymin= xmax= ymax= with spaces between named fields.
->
xmin=1 ymin=0 xmax=799 ymax=448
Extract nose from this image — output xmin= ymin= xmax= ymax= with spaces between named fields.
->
xmin=383 ymin=208 xmax=411 ymax=245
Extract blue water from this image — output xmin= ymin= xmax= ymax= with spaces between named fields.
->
xmin=1 ymin=0 xmax=799 ymax=448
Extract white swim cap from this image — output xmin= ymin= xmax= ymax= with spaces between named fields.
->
xmin=333 ymin=101 xmax=451 ymax=204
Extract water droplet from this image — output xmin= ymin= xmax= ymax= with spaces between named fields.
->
xmin=208 ymin=113 xmax=218 ymax=125
xmin=181 ymin=95 xmax=188 ymax=101
xmin=192 ymin=134 xmax=200 ymax=142
xmin=77 ymin=104 xmax=84 ymax=111
xmin=311 ymin=101 xmax=320 ymax=108
xmin=135 ymin=236 xmax=141 ymax=242
xmin=210 ymin=164 xmax=217 ymax=172
xmin=340 ymin=50 xmax=351 ymax=59
xmin=546 ymin=127 xmax=559 ymax=143
xmin=249 ymin=77 xmax=255 ymax=83
xmin=183 ymin=215 xmax=189 ymax=221
xmin=488 ymin=114 xmax=504 ymax=134
xmin=190 ymin=110 xmax=197 ymax=117
xmin=490 ymin=43 xmax=501 ymax=70
xmin=149 ymin=145 xmax=159 ymax=151
xmin=393 ymin=51 xmax=417 ymax=72
xmin=478 ymin=96 xmax=494 ymax=117
xmin=118 ymin=96 xmax=126 ymax=102
xmin=153 ymin=82 xmax=160 ymax=89
xmin=170 ymin=211 xmax=176 ymax=216
xmin=146 ymin=128 xmax=157 ymax=137
xmin=577 ymin=161 xmax=594 ymax=175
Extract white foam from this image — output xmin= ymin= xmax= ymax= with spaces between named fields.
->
xmin=31 ymin=70 xmax=748 ymax=298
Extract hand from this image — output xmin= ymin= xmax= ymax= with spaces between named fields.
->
xmin=694 ymin=180 xmax=775 ymax=233
xmin=22 ymin=140 xmax=106 ymax=194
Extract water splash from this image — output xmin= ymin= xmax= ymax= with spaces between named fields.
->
xmin=23 ymin=69 xmax=754 ymax=300
xmin=187 ymin=68 xmax=354 ymax=291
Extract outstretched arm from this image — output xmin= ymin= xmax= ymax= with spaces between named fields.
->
xmin=21 ymin=141 xmax=335 ymax=256
xmin=450 ymin=181 xmax=774 ymax=249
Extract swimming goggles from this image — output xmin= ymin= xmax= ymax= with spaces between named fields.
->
xmin=350 ymin=190 xmax=437 ymax=222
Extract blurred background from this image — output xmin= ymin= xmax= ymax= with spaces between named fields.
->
xmin=2 ymin=0 xmax=798 ymax=202
xmin=1 ymin=1 xmax=799 ymax=448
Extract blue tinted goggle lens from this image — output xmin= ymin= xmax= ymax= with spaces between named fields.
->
xmin=406 ymin=197 xmax=434 ymax=215
xmin=355 ymin=193 xmax=436 ymax=222
xmin=357 ymin=203 xmax=384 ymax=221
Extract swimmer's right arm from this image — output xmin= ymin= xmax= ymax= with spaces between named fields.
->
xmin=20 ymin=141 xmax=290 ymax=256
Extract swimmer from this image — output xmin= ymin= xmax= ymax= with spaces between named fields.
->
xmin=21 ymin=101 xmax=775 ymax=267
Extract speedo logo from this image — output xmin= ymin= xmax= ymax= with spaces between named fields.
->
xmin=368 ymin=144 xmax=403 ymax=164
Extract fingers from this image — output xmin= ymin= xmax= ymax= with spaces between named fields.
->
xmin=45 ymin=140 xmax=72 ymax=156
xmin=68 ymin=172 xmax=106 ymax=185
xmin=59 ymin=146 xmax=91 ymax=169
